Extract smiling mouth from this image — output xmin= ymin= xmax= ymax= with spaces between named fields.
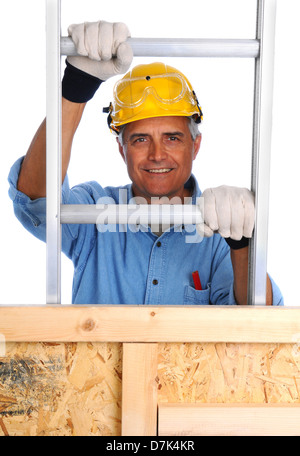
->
xmin=146 ymin=168 xmax=173 ymax=174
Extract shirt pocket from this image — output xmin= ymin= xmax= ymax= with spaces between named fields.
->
xmin=184 ymin=283 xmax=211 ymax=305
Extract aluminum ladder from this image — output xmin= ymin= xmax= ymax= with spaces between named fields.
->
xmin=46 ymin=0 xmax=277 ymax=305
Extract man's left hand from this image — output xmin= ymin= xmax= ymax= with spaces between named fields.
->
xmin=199 ymin=185 xmax=255 ymax=242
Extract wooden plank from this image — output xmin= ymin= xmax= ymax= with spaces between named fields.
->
xmin=0 ymin=306 xmax=300 ymax=343
xmin=122 ymin=343 xmax=158 ymax=436
xmin=158 ymin=403 xmax=300 ymax=436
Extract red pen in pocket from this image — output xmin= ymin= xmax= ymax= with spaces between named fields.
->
xmin=192 ymin=270 xmax=202 ymax=291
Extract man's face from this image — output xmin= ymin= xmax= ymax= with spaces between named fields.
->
xmin=117 ymin=116 xmax=201 ymax=203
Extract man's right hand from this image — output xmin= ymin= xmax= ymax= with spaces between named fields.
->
xmin=67 ymin=20 xmax=133 ymax=81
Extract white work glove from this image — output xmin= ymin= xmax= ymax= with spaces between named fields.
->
xmin=67 ymin=21 xmax=133 ymax=81
xmin=198 ymin=185 xmax=255 ymax=247
xmin=62 ymin=21 xmax=133 ymax=103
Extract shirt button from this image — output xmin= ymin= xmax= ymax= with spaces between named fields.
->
xmin=152 ymin=279 xmax=158 ymax=285
xmin=157 ymin=241 xmax=162 ymax=247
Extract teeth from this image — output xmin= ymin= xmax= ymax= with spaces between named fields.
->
xmin=148 ymin=168 xmax=171 ymax=173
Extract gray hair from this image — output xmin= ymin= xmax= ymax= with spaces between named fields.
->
xmin=187 ymin=117 xmax=201 ymax=141
xmin=118 ymin=117 xmax=201 ymax=147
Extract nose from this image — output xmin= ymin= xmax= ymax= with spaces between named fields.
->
xmin=148 ymin=139 xmax=167 ymax=162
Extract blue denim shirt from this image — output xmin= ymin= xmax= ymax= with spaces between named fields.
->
xmin=8 ymin=157 xmax=283 ymax=305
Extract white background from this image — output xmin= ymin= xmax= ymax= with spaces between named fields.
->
xmin=1 ymin=0 xmax=299 ymax=305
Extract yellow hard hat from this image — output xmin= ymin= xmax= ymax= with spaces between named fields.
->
xmin=103 ymin=62 xmax=203 ymax=134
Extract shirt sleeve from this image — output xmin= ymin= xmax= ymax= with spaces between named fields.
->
xmin=7 ymin=156 xmax=99 ymax=263
xmin=8 ymin=157 xmax=48 ymax=243
xmin=269 ymin=275 xmax=284 ymax=306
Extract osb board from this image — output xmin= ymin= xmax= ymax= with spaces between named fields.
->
xmin=157 ymin=343 xmax=300 ymax=404
xmin=0 ymin=342 xmax=122 ymax=436
xmin=1 ymin=342 xmax=300 ymax=436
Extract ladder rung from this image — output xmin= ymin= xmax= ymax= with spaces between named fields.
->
xmin=60 ymin=204 xmax=203 ymax=225
xmin=60 ymin=36 xmax=260 ymax=58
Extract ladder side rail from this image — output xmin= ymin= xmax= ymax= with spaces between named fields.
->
xmin=248 ymin=0 xmax=277 ymax=305
xmin=46 ymin=0 xmax=62 ymax=304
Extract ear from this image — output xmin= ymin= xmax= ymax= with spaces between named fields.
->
xmin=117 ymin=137 xmax=127 ymax=164
xmin=193 ymin=134 xmax=202 ymax=160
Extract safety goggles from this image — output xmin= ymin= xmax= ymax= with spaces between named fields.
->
xmin=113 ymin=73 xmax=198 ymax=109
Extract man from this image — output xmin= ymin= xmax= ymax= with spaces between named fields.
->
xmin=8 ymin=21 xmax=283 ymax=306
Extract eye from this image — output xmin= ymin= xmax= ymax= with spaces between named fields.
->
xmin=131 ymin=136 xmax=149 ymax=145
xmin=165 ymin=135 xmax=181 ymax=143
